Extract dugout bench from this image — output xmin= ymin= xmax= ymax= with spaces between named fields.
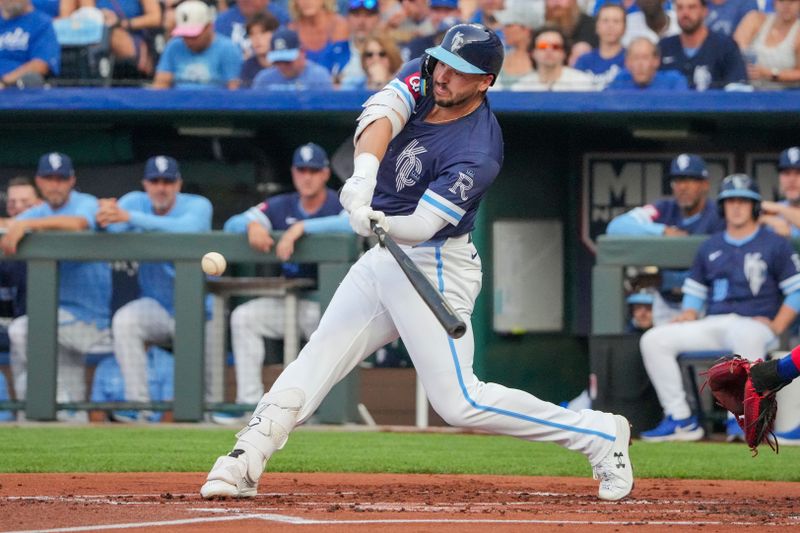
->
xmin=0 ymin=232 xmax=359 ymax=422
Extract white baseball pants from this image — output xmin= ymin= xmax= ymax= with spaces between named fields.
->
xmin=230 ymin=296 xmax=320 ymax=404
xmin=9 ymin=309 xmax=111 ymax=403
xmin=640 ymin=313 xmax=777 ymax=419
xmin=112 ymin=297 xmax=215 ymax=403
xmin=267 ymin=238 xmax=619 ymax=465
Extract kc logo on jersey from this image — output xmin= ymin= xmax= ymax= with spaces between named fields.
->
xmin=744 ymin=252 xmax=767 ymax=296
xmin=449 ymin=169 xmax=474 ymax=201
xmin=395 ymin=139 xmax=427 ymax=192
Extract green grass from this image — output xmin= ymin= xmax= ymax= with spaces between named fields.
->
xmin=1 ymin=426 xmax=798 ymax=481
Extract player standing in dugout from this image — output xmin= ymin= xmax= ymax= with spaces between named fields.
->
xmin=201 ymin=23 xmax=635 ymax=502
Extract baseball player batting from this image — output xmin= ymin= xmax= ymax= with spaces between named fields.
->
xmin=201 ymin=23 xmax=634 ymax=502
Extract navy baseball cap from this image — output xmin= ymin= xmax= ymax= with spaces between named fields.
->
xmin=431 ymin=0 xmax=459 ymax=8
xmin=778 ymin=147 xmax=800 ymax=170
xmin=37 ymin=152 xmax=74 ymax=177
xmin=348 ymin=0 xmax=379 ymax=12
xmin=269 ymin=29 xmax=301 ymax=63
xmin=668 ymin=153 xmax=708 ymax=179
xmin=292 ymin=143 xmax=329 ymax=169
xmin=144 ymin=155 xmax=181 ymax=180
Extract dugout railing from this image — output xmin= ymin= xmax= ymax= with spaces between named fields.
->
xmin=0 ymin=232 xmax=359 ymax=422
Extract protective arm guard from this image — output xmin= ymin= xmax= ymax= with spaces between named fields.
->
xmin=353 ymin=85 xmax=413 ymax=145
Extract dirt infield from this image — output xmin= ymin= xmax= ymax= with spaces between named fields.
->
xmin=1 ymin=472 xmax=799 ymax=532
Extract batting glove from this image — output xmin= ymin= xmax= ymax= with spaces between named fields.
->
xmin=349 ymin=205 xmax=389 ymax=237
xmin=339 ymin=153 xmax=380 ymax=213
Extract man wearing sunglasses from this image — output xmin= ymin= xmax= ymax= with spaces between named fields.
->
xmin=2 ymin=152 xmax=112 ymax=422
xmin=202 ymin=23 xmax=635 ymax=503
xmin=95 ymin=155 xmax=213 ymax=423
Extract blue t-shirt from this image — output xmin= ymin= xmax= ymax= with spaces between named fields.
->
xmin=607 ymin=69 xmax=690 ymax=90
xmin=251 ymin=59 xmax=333 ymax=91
xmin=105 ymin=191 xmax=212 ymax=315
xmin=659 ymin=30 xmax=747 ymax=89
xmin=90 ymin=347 xmax=174 ymax=422
xmin=17 ymin=191 xmax=111 ymax=327
xmin=706 ymin=0 xmax=758 ymax=36
xmin=607 ymin=197 xmax=725 ymax=236
xmin=370 ymin=59 xmax=504 ymax=240
xmin=574 ymin=49 xmax=625 ymax=76
xmin=96 ymin=0 xmax=142 ymax=19
xmin=224 ymin=189 xmax=344 ymax=278
xmin=31 ymin=0 xmax=59 ymax=17
xmin=683 ymin=227 xmax=800 ymax=317
xmin=305 ymin=39 xmax=351 ymax=75
xmin=156 ymin=35 xmax=243 ymax=89
xmin=214 ymin=4 xmax=290 ymax=56
xmin=0 ymin=10 xmax=60 ymax=77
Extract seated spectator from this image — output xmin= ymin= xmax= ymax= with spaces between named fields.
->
xmin=0 ymin=0 xmax=59 ymax=88
xmin=733 ymin=0 xmax=800 ymax=87
xmin=511 ymin=26 xmax=596 ymax=91
xmin=240 ymin=11 xmax=280 ymax=88
xmin=626 ymin=289 xmax=655 ymax=333
xmin=96 ymin=155 xmax=213 ymax=421
xmin=706 ymin=0 xmax=757 ymax=36
xmin=468 ymin=0 xmax=505 ymax=31
xmin=760 ymin=147 xmax=800 ymax=237
xmin=152 ymin=0 xmax=243 ymax=89
xmin=221 ymin=143 xmax=352 ymax=418
xmin=289 ymin=0 xmax=350 ymax=76
xmin=338 ymin=0 xmax=382 ymax=88
xmin=607 ymin=35 xmax=689 ymax=88
xmin=491 ymin=0 xmax=542 ymax=89
xmin=639 ymin=174 xmax=800 ymax=442
xmin=574 ymin=2 xmax=627 ymax=87
xmin=659 ymin=0 xmax=747 ymax=90
xmin=340 ymin=32 xmax=402 ymax=90
xmin=214 ymin=0 xmax=290 ymax=57
xmin=3 ymin=152 xmax=112 ymax=422
xmin=251 ymin=28 xmax=333 ymax=90
xmin=90 ymin=347 xmax=173 ymax=423
xmin=60 ymin=0 xmax=161 ymax=77
xmin=623 ymin=0 xmax=680 ymax=46
xmin=388 ymin=0 xmax=434 ymax=44
xmin=545 ymin=0 xmax=598 ymax=65
xmin=403 ymin=14 xmax=460 ymax=62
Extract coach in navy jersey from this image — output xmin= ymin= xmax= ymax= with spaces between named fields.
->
xmin=203 ymin=23 xmax=635 ymax=503
xmin=640 ymin=174 xmax=800 ymax=442
xmin=659 ymin=0 xmax=747 ymax=90
xmin=221 ymin=142 xmax=351 ymax=418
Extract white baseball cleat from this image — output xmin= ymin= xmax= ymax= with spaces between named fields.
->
xmin=592 ymin=414 xmax=634 ymax=501
xmin=200 ymin=450 xmax=259 ymax=499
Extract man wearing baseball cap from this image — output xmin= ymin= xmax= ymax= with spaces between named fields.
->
xmin=96 ymin=155 xmax=212 ymax=421
xmin=3 ymin=152 xmax=111 ymax=421
xmin=217 ymin=142 xmax=352 ymax=423
xmin=152 ymin=0 xmax=243 ymax=89
xmin=760 ymin=147 xmax=800 ymax=238
xmin=251 ymin=28 xmax=333 ymax=90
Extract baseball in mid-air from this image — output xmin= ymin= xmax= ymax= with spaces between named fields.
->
xmin=201 ymin=251 xmax=226 ymax=276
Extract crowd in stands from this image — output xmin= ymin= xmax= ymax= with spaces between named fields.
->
xmin=1 ymin=0 xmax=799 ymax=90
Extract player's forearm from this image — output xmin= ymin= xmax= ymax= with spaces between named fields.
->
xmin=386 ymin=207 xmax=448 ymax=245
xmin=22 ymin=215 xmax=89 ymax=232
xmin=770 ymin=304 xmax=798 ymax=335
xmin=128 ymin=211 xmax=208 ymax=233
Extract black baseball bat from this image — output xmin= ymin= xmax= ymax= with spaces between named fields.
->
xmin=371 ymin=221 xmax=467 ymax=339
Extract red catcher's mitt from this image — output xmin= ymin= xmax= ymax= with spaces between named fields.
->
xmin=703 ymin=355 xmax=778 ymax=455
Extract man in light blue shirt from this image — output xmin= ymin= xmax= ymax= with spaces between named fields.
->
xmin=251 ymin=28 xmax=333 ymax=91
xmin=2 ymin=152 xmax=111 ymax=419
xmin=97 ymin=155 xmax=212 ymax=418
xmin=0 ymin=0 xmax=60 ymax=87
xmin=153 ymin=0 xmax=243 ymax=89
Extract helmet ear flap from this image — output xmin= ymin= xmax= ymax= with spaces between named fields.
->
xmin=420 ymin=53 xmax=438 ymax=97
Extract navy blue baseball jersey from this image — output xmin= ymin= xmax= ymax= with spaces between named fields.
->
xmin=370 ymin=59 xmax=504 ymax=240
xmin=246 ymin=189 xmax=342 ymax=278
xmin=683 ymin=227 xmax=800 ymax=318
xmin=659 ymin=31 xmax=747 ymax=89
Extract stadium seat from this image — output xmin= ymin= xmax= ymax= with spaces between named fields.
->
xmin=53 ymin=7 xmax=113 ymax=87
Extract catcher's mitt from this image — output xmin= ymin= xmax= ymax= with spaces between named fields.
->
xmin=702 ymin=355 xmax=779 ymax=455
